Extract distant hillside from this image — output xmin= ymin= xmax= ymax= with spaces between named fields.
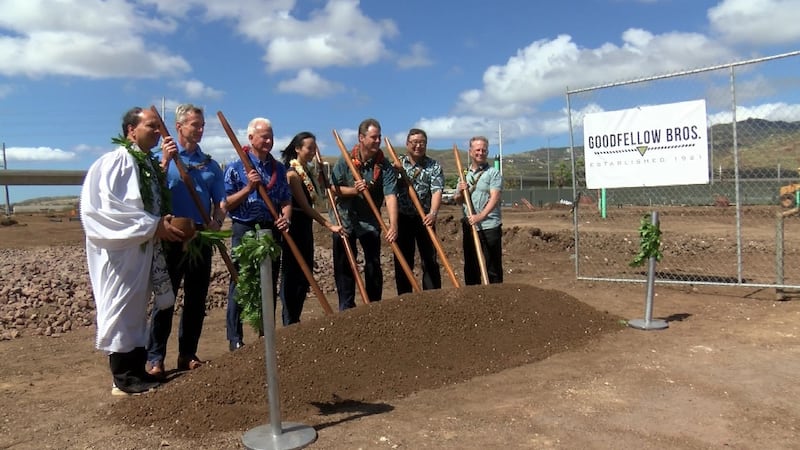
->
xmin=11 ymin=196 xmax=79 ymax=214
xmin=708 ymin=118 xmax=800 ymax=176
xmin=14 ymin=195 xmax=80 ymax=208
xmin=709 ymin=118 xmax=800 ymax=151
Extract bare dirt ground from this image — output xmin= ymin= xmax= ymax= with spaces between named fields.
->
xmin=1 ymin=205 xmax=799 ymax=449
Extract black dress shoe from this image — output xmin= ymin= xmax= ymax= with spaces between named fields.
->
xmin=229 ymin=341 xmax=245 ymax=352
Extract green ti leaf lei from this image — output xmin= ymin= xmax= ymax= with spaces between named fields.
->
xmin=232 ymin=227 xmax=281 ymax=335
xmin=182 ymin=229 xmax=233 ymax=267
xmin=111 ymin=135 xmax=171 ymax=216
xmin=629 ymin=214 xmax=663 ymax=267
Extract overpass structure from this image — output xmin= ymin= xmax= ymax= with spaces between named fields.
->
xmin=0 ymin=170 xmax=87 ymax=186
xmin=1 ymin=170 xmax=86 ymax=215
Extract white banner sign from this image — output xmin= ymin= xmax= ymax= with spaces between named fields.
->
xmin=583 ymin=99 xmax=710 ymax=188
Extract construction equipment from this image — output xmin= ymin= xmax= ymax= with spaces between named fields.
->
xmin=779 ymin=168 xmax=800 ymax=207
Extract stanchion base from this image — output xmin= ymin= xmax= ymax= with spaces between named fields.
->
xmin=242 ymin=422 xmax=317 ymax=450
xmin=628 ymin=318 xmax=669 ymax=330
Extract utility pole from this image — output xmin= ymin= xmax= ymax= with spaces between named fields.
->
xmin=709 ymin=123 xmax=714 ymax=185
xmin=498 ymin=123 xmax=503 ymax=175
xmin=2 ymin=142 xmax=10 ymax=216
xmin=546 ymin=138 xmax=551 ymax=189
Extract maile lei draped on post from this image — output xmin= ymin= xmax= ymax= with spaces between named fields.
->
xmin=111 ymin=135 xmax=174 ymax=310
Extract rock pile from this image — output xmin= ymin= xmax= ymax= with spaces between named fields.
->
xmin=0 ymin=245 xmax=344 ymax=341
xmin=0 ymin=247 xmax=95 ymax=340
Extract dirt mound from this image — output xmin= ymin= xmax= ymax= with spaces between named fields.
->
xmin=113 ymin=283 xmax=621 ymax=440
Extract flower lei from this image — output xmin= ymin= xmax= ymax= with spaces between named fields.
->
xmin=112 ymin=135 xmax=171 ymax=216
xmin=351 ymin=145 xmax=384 ymax=186
xmin=289 ymin=158 xmax=318 ymax=205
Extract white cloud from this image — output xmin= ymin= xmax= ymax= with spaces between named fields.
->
xmin=709 ymin=0 xmax=800 ymax=45
xmin=148 ymin=99 xmax=184 ymax=119
xmin=409 ymin=103 xmax=608 ymax=146
xmin=171 ymin=79 xmax=224 ymax=100
xmin=72 ymin=144 xmax=109 ymax=157
xmin=277 ymin=69 xmax=343 ymax=98
xmin=455 ymin=31 xmax=736 ymax=118
xmin=396 ymin=42 xmax=433 ymax=69
xmin=200 ymin=133 xmax=243 ymax=165
xmin=198 ymin=119 xmax=295 ymax=165
xmin=263 ymin=0 xmax=398 ymax=72
xmin=0 ymin=32 xmax=189 ymax=78
xmin=708 ymin=102 xmax=800 ymax=125
xmin=389 ymin=132 xmax=410 ymax=148
xmin=704 ymin=74 xmax=791 ymax=110
xmin=0 ymin=0 xmax=175 ymax=35
xmin=414 ymin=116 xmax=498 ymax=142
xmin=332 ymin=128 xmax=358 ymax=151
xmin=6 ymin=146 xmax=76 ymax=162
xmin=157 ymin=0 xmax=397 ymax=73
xmin=0 ymin=0 xmax=188 ymax=78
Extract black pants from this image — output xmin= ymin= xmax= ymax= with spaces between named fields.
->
xmin=147 ymin=239 xmax=212 ymax=363
xmin=333 ymin=230 xmax=382 ymax=310
xmin=279 ymin=211 xmax=313 ymax=325
xmin=461 ymin=220 xmax=503 ymax=285
xmin=394 ymin=213 xmax=441 ymax=294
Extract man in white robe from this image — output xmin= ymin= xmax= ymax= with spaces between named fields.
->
xmin=81 ymin=106 xmax=184 ymax=396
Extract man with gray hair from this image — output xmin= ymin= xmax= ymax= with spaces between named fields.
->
xmin=223 ymin=117 xmax=292 ymax=350
xmin=145 ymin=103 xmax=227 ymax=377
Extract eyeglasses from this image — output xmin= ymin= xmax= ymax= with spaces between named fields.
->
xmin=408 ymin=140 xmax=427 ymax=146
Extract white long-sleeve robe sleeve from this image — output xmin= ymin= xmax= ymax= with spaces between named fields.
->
xmin=80 ymin=148 xmax=161 ymax=353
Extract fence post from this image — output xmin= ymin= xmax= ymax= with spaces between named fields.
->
xmin=776 ymin=212 xmax=785 ymax=300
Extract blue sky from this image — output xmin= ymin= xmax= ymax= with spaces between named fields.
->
xmin=1 ymin=0 xmax=800 ymax=202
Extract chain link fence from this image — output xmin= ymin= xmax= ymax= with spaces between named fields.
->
xmin=565 ymin=51 xmax=800 ymax=290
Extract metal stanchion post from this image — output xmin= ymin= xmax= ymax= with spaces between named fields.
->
xmin=776 ymin=213 xmax=786 ymax=300
xmin=242 ymin=229 xmax=317 ymax=450
xmin=628 ymin=211 xmax=668 ymax=331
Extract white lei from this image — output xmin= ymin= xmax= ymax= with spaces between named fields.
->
xmin=289 ymin=158 xmax=318 ymax=205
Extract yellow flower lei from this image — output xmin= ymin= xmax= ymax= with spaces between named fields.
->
xmin=289 ymin=159 xmax=318 ymax=205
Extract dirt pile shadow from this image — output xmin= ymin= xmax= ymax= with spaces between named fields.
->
xmin=111 ymin=283 xmax=622 ymax=438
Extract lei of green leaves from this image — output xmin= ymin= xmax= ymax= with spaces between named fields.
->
xmin=112 ymin=135 xmax=171 ymax=216
xmin=182 ymin=229 xmax=233 ymax=267
xmin=629 ymin=214 xmax=663 ymax=267
xmin=232 ymin=228 xmax=281 ymax=335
